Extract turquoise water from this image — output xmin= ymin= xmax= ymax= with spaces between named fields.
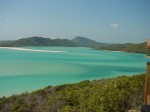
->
xmin=0 ymin=47 xmax=149 ymax=97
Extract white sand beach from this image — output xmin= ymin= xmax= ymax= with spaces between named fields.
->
xmin=111 ymin=51 xmax=122 ymax=52
xmin=0 ymin=47 xmax=65 ymax=53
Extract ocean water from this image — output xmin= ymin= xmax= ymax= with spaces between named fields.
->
xmin=0 ymin=47 xmax=149 ymax=97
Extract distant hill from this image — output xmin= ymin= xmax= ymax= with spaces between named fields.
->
xmin=0 ymin=36 xmax=77 ymax=47
xmin=97 ymin=42 xmax=150 ymax=54
xmin=53 ymin=38 xmax=77 ymax=47
xmin=0 ymin=36 xmax=149 ymax=54
xmin=71 ymin=36 xmax=106 ymax=47
xmin=0 ymin=74 xmax=145 ymax=112
xmin=0 ymin=40 xmax=14 ymax=44
xmin=0 ymin=36 xmax=106 ymax=47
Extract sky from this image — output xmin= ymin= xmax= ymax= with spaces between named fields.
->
xmin=0 ymin=0 xmax=150 ymax=43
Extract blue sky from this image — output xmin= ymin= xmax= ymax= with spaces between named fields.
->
xmin=0 ymin=0 xmax=150 ymax=43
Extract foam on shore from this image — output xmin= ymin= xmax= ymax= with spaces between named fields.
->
xmin=0 ymin=47 xmax=65 ymax=53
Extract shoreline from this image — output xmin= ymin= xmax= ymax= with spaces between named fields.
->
xmin=146 ymin=56 xmax=150 ymax=58
xmin=111 ymin=51 xmax=123 ymax=52
xmin=0 ymin=73 xmax=145 ymax=98
xmin=0 ymin=47 xmax=65 ymax=53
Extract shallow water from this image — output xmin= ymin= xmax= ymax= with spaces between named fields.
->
xmin=0 ymin=47 xmax=149 ymax=97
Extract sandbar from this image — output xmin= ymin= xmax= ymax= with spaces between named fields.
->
xmin=0 ymin=47 xmax=65 ymax=53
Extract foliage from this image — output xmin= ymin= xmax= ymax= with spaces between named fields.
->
xmin=0 ymin=36 xmax=77 ymax=47
xmin=97 ymin=42 xmax=150 ymax=54
xmin=0 ymin=36 xmax=148 ymax=55
xmin=0 ymin=74 xmax=145 ymax=112
xmin=71 ymin=36 xmax=105 ymax=47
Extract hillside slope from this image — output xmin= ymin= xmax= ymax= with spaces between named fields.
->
xmin=0 ymin=36 xmax=77 ymax=47
xmin=97 ymin=42 xmax=150 ymax=54
xmin=0 ymin=36 xmax=149 ymax=54
xmin=72 ymin=36 xmax=106 ymax=47
xmin=0 ymin=74 xmax=145 ymax=112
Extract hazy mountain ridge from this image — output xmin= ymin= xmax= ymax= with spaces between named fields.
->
xmin=0 ymin=36 xmax=77 ymax=47
xmin=0 ymin=36 xmax=106 ymax=47
xmin=0 ymin=36 xmax=148 ymax=54
xmin=0 ymin=74 xmax=145 ymax=112
xmin=0 ymin=40 xmax=14 ymax=44
xmin=71 ymin=36 xmax=106 ymax=47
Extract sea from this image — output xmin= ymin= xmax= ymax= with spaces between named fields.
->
xmin=0 ymin=47 xmax=149 ymax=97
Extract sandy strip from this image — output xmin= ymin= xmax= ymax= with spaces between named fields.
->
xmin=111 ymin=51 xmax=122 ymax=52
xmin=0 ymin=47 xmax=66 ymax=53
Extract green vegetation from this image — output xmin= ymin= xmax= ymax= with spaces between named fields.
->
xmin=0 ymin=40 xmax=14 ymax=44
xmin=0 ymin=36 xmax=107 ymax=47
xmin=97 ymin=42 xmax=150 ymax=54
xmin=0 ymin=36 xmax=149 ymax=54
xmin=71 ymin=36 xmax=106 ymax=47
xmin=0 ymin=74 xmax=145 ymax=112
xmin=0 ymin=36 xmax=77 ymax=47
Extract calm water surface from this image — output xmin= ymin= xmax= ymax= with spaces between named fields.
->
xmin=0 ymin=47 xmax=149 ymax=97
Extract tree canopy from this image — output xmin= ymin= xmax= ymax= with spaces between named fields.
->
xmin=0 ymin=74 xmax=145 ymax=112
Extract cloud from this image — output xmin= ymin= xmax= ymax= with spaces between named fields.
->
xmin=110 ymin=23 xmax=118 ymax=28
